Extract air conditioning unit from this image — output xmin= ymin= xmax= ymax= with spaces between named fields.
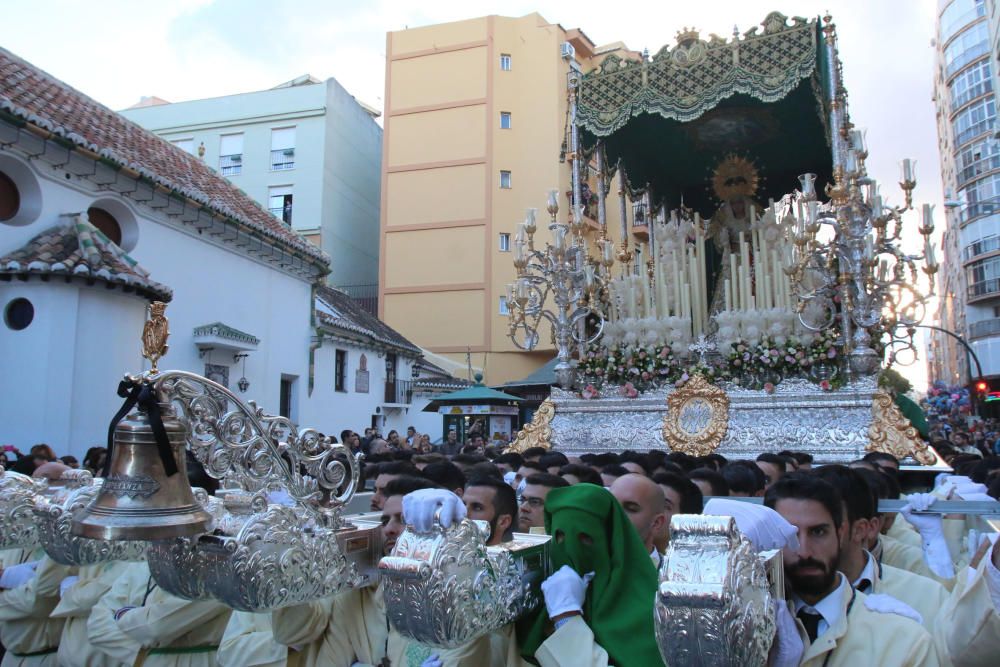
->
xmin=561 ymin=42 xmax=575 ymax=60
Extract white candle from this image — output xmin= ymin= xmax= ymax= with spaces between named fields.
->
xmin=724 ymin=278 xmax=732 ymax=311
xmin=901 ymin=158 xmax=915 ymax=183
xmin=865 ymin=234 xmax=874 ymax=260
xmin=922 ymin=203 xmax=934 ymax=230
xmin=730 ymin=253 xmax=740 ymax=311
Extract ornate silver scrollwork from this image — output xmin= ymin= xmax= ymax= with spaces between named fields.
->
xmin=0 ymin=470 xmax=46 ymax=550
xmin=152 ymin=371 xmax=359 ymax=526
xmin=655 ymin=515 xmax=777 ymax=667
xmin=379 ymin=520 xmax=548 ymax=648
xmin=34 ymin=470 xmax=147 ymax=565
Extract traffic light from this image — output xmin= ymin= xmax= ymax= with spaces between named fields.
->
xmin=976 ymin=380 xmax=988 ymax=397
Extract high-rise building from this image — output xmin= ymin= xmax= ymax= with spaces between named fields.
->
xmin=121 ymin=75 xmax=383 ymax=291
xmin=379 ymin=13 xmax=630 ymax=384
xmin=931 ymin=0 xmax=1000 ymax=384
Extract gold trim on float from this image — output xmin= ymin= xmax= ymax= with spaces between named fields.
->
xmin=868 ymin=390 xmax=935 ymax=465
xmin=505 ymin=399 xmax=555 ymax=453
xmin=142 ymin=301 xmax=170 ymax=374
xmin=661 ymin=375 xmax=730 ymax=456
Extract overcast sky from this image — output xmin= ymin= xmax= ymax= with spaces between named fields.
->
xmin=0 ymin=0 xmax=943 ymax=389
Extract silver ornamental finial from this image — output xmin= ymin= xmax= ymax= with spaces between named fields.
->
xmin=688 ymin=335 xmax=716 ymax=365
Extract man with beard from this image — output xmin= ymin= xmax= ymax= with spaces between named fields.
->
xmin=765 ymin=473 xmax=940 ymax=666
xmin=462 ymin=476 xmax=517 ymax=545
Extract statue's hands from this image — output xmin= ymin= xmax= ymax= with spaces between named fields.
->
xmin=403 ymin=488 xmax=466 ymax=532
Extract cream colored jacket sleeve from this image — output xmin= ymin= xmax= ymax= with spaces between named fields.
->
xmin=935 ymin=555 xmax=1000 ymax=667
xmin=270 ymin=597 xmax=332 ymax=648
xmin=218 ymin=611 xmax=289 ymax=667
xmin=534 ymin=616 xmax=609 ymax=667
xmin=87 ymin=563 xmax=150 ymax=665
xmin=115 ymin=586 xmax=231 ymax=648
xmin=50 ymin=564 xmax=108 ymax=619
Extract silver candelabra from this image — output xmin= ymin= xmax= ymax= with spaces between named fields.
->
xmin=507 ymin=190 xmax=614 ymax=389
xmin=790 ymin=129 xmax=938 ymax=376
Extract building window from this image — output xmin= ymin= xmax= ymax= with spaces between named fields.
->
xmin=268 ymin=186 xmax=293 ymax=225
xmin=500 ymin=170 xmax=512 ymax=189
xmin=944 ymin=21 xmax=989 ymax=78
xmin=500 ymin=111 xmax=512 ymax=129
xmin=335 ymin=349 xmax=347 ymax=392
xmin=172 ymin=138 xmax=195 ymax=155
xmin=271 ymin=127 xmax=296 ymax=171
xmin=949 ymin=60 xmax=992 ymax=112
xmin=0 ymin=171 xmax=19 ymax=221
xmin=941 ymin=0 xmax=986 ymax=45
xmin=87 ymin=207 xmax=122 ymax=246
xmin=499 ymin=233 xmax=511 ymax=252
xmin=219 ymin=133 xmax=244 ymax=176
xmin=500 ymin=54 xmax=512 ymax=71
xmin=279 ymin=375 xmax=296 ymax=420
xmin=952 ymin=95 xmax=996 ymax=146
xmin=4 ymin=298 xmax=33 ymax=331
xmin=499 ymin=296 xmax=509 ymax=315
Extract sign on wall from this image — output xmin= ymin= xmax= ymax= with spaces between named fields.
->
xmin=356 ymin=353 xmax=370 ymax=393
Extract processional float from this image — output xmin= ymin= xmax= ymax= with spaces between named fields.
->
xmin=0 ymin=12 xmax=995 ymax=667
xmin=506 ymin=12 xmax=940 ymax=466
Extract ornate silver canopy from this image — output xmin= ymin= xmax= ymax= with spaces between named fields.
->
xmin=0 ymin=469 xmax=46 ymax=550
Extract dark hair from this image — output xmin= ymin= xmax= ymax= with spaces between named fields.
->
xmin=600 ymin=464 xmax=630 ymax=479
xmin=452 ymin=453 xmax=488 ymax=466
xmin=756 ymin=452 xmax=789 ymax=467
xmin=376 ymin=461 xmax=419 ymax=477
xmin=340 ymin=430 xmax=354 ymax=444
xmin=518 ymin=461 xmax=547 ymax=474
xmin=764 ymin=472 xmax=844 ymax=528
xmin=665 ymin=452 xmax=698 ymax=472
xmin=558 ymin=463 xmax=603 ymax=486
xmin=969 ymin=456 xmax=1000 ymax=485
xmin=811 ymin=465 xmax=876 ymax=522
xmin=779 ymin=451 xmax=814 ymax=465
xmin=524 ymin=473 xmax=570 ymax=490
xmin=521 ymin=446 xmax=548 ymax=460
xmin=465 ymin=475 xmax=518 ymax=541
xmin=494 ymin=453 xmax=524 ymax=469
xmin=651 ymin=472 xmax=703 ymax=514
xmin=539 ymin=451 xmax=570 ymax=469
xmin=619 ymin=452 xmax=653 ymax=475
xmin=421 ymin=462 xmax=466 ymax=491
xmin=413 ymin=453 xmax=447 ymax=466
xmin=875 ymin=467 xmax=901 ymax=500
xmin=687 ymin=468 xmax=729 ymax=497
xmin=185 ymin=449 xmax=219 ymax=495
xmin=862 ymin=452 xmax=899 ymax=466
xmin=82 ymin=446 xmax=107 ymax=471
xmin=383 ymin=475 xmax=439 ymax=499
xmin=467 ymin=462 xmax=503 ymax=481
xmin=696 ymin=454 xmax=728 ymax=471
xmin=59 ymin=455 xmax=78 ymax=467
xmin=721 ymin=460 xmax=766 ymax=495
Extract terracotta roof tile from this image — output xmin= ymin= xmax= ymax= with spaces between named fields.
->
xmin=0 ymin=47 xmax=329 ymax=274
xmin=315 ymin=284 xmax=420 ymax=355
xmin=0 ymin=218 xmax=172 ymax=302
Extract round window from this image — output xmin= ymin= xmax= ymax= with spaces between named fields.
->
xmin=0 ymin=171 xmax=19 ymax=221
xmin=4 ymin=298 xmax=34 ymax=331
xmin=87 ymin=206 xmax=122 ymax=246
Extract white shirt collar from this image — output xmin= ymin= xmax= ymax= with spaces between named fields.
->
xmin=793 ymin=573 xmax=849 ymax=639
xmin=851 ymin=552 xmax=878 ymax=592
xmin=650 ymin=547 xmax=662 ymax=568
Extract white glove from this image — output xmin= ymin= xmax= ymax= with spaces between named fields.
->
xmin=541 ymin=565 xmax=594 ymax=619
xmin=956 ymin=492 xmax=996 ymax=502
xmin=770 ymin=600 xmax=804 ymax=666
xmin=59 ymin=575 xmax=79 ymax=597
xmin=0 ymin=560 xmax=39 ymax=589
xmin=901 ymin=493 xmax=955 ymax=580
xmin=901 ymin=493 xmax=943 ymax=533
xmin=420 ymin=655 xmax=442 ymax=667
xmin=704 ymin=499 xmax=799 ymax=551
xmin=503 ymin=470 xmax=517 ymax=486
xmin=954 ymin=482 xmax=990 ymax=497
xmin=402 ymin=488 xmax=466 ymax=532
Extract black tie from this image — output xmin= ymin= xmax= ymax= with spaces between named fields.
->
xmin=857 ymin=578 xmax=872 ymax=594
xmin=797 ymin=609 xmax=822 ymax=643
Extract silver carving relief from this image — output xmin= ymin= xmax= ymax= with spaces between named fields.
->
xmin=379 ymin=519 xmax=548 ymax=648
xmin=550 ymin=378 xmax=878 ymax=462
xmin=34 ymin=472 xmax=147 ymax=566
xmin=656 ymin=515 xmax=777 ymax=667
xmin=0 ymin=470 xmax=46 ymax=551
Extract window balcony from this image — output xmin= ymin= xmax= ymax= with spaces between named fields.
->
xmin=269 ymin=204 xmax=292 ymax=225
xmin=219 ymin=154 xmax=242 ymax=176
xmin=968 ymin=277 xmax=1000 ymax=301
xmin=270 ymin=149 xmax=295 ymax=171
xmin=384 ymin=379 xmax=413 ymax=405
xmin=970 ymin=317 xmax=1000 ymax=339
xmin=964 ymin=235 xmax=1000 ymax=262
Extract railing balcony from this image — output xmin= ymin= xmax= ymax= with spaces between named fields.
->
xmin=955 ymin=116 xmax=995 ymax=147
xmin=384 ymin=379 xmax=413 ymax=405
xmin=219 ymin=154 xmax=242 ymax=176
xmin=967 ymin=277 xmax=1000 ymax=300
xmin=970 ymin=317 xmax=1000 ymax=339
xmin=269 ymin=205 xmax=293 ymax=225
xmin=958 ymin=154 xmax=1000 ymax=184
xmin=270 ymin=149 xmax=295 ymax=171
xmin=964 ymin=235 xmax=1000 ymax=262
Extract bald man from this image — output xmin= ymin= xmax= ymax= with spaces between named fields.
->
xmin=610 ymin=474 xmax=668 ymax=565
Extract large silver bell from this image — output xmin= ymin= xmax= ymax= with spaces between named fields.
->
xmin=72 ymin=400 xmax=212 ymax=541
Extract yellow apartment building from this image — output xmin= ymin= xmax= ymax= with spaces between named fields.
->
xmin=380 ymin=13 xmax=633 ymax=385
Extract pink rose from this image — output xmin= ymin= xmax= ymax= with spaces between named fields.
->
xmin=819 ymin=380 xmax=831 ymax=391
xmin=764 ymin=382 xmax=776 ymax=394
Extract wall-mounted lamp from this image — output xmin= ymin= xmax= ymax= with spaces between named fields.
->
xmin=234 ymin=353 xmax=250 ymax=393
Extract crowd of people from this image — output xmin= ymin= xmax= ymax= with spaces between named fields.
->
xmin=3 ymin=424 xmax=1000 ymax=666
xmin=921 ymin=382 xmax=1000 ymax=462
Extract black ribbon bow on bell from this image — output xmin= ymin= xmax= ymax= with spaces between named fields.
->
xmin=103 ymin=379 xmax=179 ymax=478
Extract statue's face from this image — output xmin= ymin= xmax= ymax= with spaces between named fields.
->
xmin=730 ymin=198 xmax=747 ymax=218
